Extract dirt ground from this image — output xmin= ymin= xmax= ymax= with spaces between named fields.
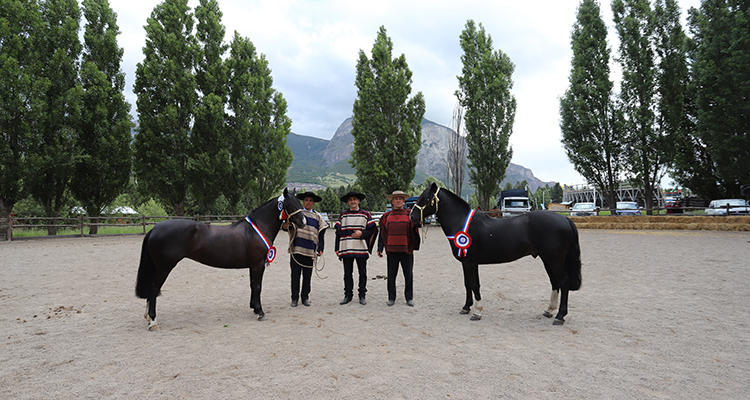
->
xmin=1 ymin=227 xmax=749 ymax=399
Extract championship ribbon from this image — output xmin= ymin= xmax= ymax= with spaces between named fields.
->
xmin=246 ymin=216 xmax=276 ymax=267
xmin=446 ymin=209 xmax=475 ymax=258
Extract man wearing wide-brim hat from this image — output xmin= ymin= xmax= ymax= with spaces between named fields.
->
xmin=378 ymin=189 xmax=420 ymax=307
xmin=334 ymin=191 xmax=377 ymax=305
xmin=282 ymin=191 xmax=328 ymax=307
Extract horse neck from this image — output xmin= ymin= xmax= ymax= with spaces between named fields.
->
xmin=247 ymin=199 xmax=282 ymax=242
xmin=435 ymin=190 xmax=474 ymax=235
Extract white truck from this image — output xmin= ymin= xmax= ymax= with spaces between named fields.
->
xmin=497 ymin=189 xmax=531 ymax=218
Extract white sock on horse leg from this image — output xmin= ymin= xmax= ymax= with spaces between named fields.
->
xmin=547 ymin=290 xmax=559 ymax=312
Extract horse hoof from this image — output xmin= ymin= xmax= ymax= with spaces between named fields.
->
xmin=257 ymin=314 xmax=266 ymax=321
xmin=553 ymin=318 xmax=565 ymax=325
xmin=543 ymin=310 xmax=554 ymax=318
xmin=470 ymin=314 xmax=482 ymax=321
xmin=147 ymin=320 xmax=159 ymax=331
xmin=460 ymin=309 xmax=470 ymax=315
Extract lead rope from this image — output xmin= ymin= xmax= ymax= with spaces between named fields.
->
xmin=413 ymin=187 xmax=440 ymax=243
xmin=286 ymin=214 xmax=328 ymax=279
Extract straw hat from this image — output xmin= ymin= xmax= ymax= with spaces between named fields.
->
xmin=386 ymin=190 xmax=409 ymax=201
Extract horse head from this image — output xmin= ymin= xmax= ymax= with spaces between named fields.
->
xmin=282 ymin=188 xmax=306 ymax=229
xmin=410 ymin=182 xmax=441 ymax=226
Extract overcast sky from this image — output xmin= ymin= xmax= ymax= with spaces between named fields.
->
xmin=110 ymin=0 xmax=701 ymax=186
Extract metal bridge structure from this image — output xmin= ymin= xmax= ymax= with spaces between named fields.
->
xmin=562 ymin=184 xmax=665 ymax=209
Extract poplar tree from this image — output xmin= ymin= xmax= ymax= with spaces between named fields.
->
xmin=351 ymin=26 xmax=426 ymax=204
xmin=456 ymin=20 xmax=516 ymax=210
xmin=26 ymin=0 xmax=82 ymax=234
xmin=72 ymin=0 xmax=132 ymax=233
xmin=188 ymin=0 xmax=229 ymax=214
xmin=0 ymin=0 xmax=44 ymax=220
xmin=612 ymin=0 xmax=687 ymax=213
xmin=225 ymin=32 xmax=292 ymax=211
xmin=133 ymin=0 xmax=196 ymax=216
xmin=673 ymin=0 xmax=750 ymax=199
xmin=560 ymin=0 xmax=623 ymax=210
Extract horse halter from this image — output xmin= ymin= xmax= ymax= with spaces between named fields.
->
xmin=279 ymin=194 xmax=305 ymax=225
xmin=413 ymin=187 xmax=440 ymax=225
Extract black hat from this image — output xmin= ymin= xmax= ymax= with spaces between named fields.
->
xmin=340 ymin=191 xmax=366 ymax=202
xmin=296 ymin=191 xmax=322 ymax=202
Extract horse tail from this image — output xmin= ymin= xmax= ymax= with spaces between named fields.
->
xmin=564 ymin=218 xmax=582 ymax=291
xmin=135 ymin=230 xmax=159 ymax=299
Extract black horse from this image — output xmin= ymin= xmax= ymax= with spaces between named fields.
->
xmin=410 ymin=183 xmax=582 ymax=324
xmin=135 ymin=188 xmax=305 ymax=330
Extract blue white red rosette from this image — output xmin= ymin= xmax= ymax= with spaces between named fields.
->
xmin=446 ymin=209 xmax=476 ymax=258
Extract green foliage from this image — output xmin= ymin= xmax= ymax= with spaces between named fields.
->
xmin=316 ymin=187 xmax=340 ymax=214
xmin=225 ymin=32 xmax=293 ymax=212
xmin=672 ymin=0 xmax=750 ymax=199
xmin=456 ymin=20 xmax=516 ymax=210
xmin=612 ymin=0 xmax=687 ymax=213
xmin=72 ymin=0 xmax=133 ymax=234
xmin=133 ymin=0 xmax=196 ymax=216
xmin=561 ymin=0 xmax=623 ymax=210
xmin=410 ymin=176 xmax=445 ymax=199
xmin=136 ymin=198 xmax=167 ymax=222
xmin=549 ymin=182 xmax=564 ymax=203
xmin=26 ymin=0 xmax=83 ymax=233
xmin=0 ymin=0 xmax=45 ymax=218
xmin=188 ymin=0 xmax=229 ymax=214
xmin=350 ymin=26 xmax=426 ymax=206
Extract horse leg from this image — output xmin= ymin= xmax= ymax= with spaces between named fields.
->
xmin=460 ymin=263 xmax=474 ymax=314
xmin=248 ymin=266 xmax=265 ymax=320
xmin=553 ymin=288 xmax=569 ymax=325
xmin=144 ymin=298 xmax=158 ymax=331
xmin=543 ymin=289 xmax=559 ymax=318
xmin=462 ymin=262 xmax=483 ymax=321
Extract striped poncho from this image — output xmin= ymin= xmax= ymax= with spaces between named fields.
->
xmin=334 ymin=208 xmax=377 ymax=258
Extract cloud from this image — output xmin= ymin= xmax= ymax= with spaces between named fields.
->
xmin=107 ymin=0 xmax=701 ymax=185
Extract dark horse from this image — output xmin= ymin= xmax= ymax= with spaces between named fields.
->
xmin=410 ymin=183 xmax=582 ymax=324
xmin=135 ymin=188 xmax=305 ymax=330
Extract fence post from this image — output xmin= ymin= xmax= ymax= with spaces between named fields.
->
xmin=6 ymin=215 xmax=11 ymax=242
xmin=142 ymin=215 xmax=146 ymax=234
xmin=80 ymin=215 xmax=84 ymax=236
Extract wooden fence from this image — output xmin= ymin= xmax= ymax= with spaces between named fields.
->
xmin=2 ymin=206 xmax=748 ymax=241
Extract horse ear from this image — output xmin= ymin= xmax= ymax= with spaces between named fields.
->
xmin=431 ymin=182 xmax=438 ymax=191
xmin=283 ymin=187 xmax=289 ymax=196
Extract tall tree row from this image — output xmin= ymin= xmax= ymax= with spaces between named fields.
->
xmin=560 ymin=0 xmax=623 ymax=210
xmin=456 ymin=20 xmax=516 ymax=211
xmin=672 ymin=0 xmax=750 ymax=199
xmin=134 ymin=0 xmax=292 ymax=215
xmin=1 ymin=0 xmax=131 ymax=234
xmin=350 ymin=26 xmax=426 ymax=204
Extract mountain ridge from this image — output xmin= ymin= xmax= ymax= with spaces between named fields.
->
xmin=287 ymin=118 xmax=554 ymax=193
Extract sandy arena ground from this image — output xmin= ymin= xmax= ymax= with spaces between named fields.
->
xmin=1 ymin=227 xmax=749 ymax=399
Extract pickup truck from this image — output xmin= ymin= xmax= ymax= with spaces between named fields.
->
xmin=497 ymin=189 xmax=531 ymax=218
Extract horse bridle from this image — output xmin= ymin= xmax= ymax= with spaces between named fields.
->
xmin=413 ymin=187 xmax=440 ymax=225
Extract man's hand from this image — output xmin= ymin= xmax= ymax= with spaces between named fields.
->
xmin=377 ymin=251 xmax=383 ymax=258
xmin=351 ymin=229 xmax=362 ymax=238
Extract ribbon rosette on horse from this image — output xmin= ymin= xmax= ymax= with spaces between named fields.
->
xmin=446 ymin=209 xmax=475 ymax=257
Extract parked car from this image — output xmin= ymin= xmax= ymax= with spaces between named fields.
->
xmin=570 ymin=202 xmax=598 ymax=216
xmin=705 ymin=199 xmax=750 ymax=215
xmin=615 ymin=201 xmax=642 ymax=216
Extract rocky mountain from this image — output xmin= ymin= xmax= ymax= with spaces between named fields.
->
xmin=287 ymin=118 xmax=554 ymax=192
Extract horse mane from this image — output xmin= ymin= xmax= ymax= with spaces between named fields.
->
xmin=229 ymin=197 xmax=278 ymax=226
